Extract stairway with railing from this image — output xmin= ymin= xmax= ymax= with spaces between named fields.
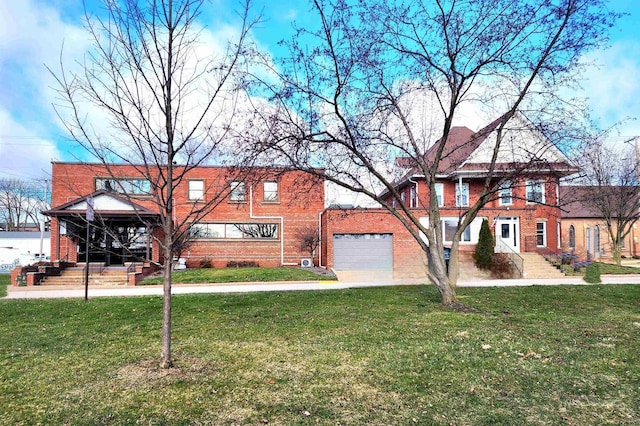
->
xmin=495 ymin=237 xmax=524 ymax=278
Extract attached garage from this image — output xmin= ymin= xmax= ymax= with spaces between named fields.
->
xmin=332 ymin=233 xmax=393 ymax=270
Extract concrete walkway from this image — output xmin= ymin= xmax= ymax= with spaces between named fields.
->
xmin=4 ymin=274 xmax=640 ymax=299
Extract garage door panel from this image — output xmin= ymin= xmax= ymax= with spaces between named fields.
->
xmin=333 ymin=234 xmax=393 ymax=270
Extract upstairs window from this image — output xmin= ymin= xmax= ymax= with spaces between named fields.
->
xmin=526 ymin=180 xmax=545 ymax=204
xmin=230 ymin=181 xmax=245 ymax=202
xmin=263 ymin=181 xmax=278 ymax=202
xmin=188 ymin=180 xmax=204 ymax=201
xmin=455 ymin=182 xmax=469 ymax=207
xmin=434 ymin=183 xmax=444 ymax=207
xmin=499 ymin=181 xmax=512 ymax=205
xmin=95 ymin=178 xmax=151 ymax=195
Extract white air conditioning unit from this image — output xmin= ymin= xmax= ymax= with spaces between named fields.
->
xmin=300 ymin=258 xmax=313 ymax=268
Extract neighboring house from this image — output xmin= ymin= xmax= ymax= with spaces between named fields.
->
xmin=322 ymin=114 xmax=579 ymax=278
xmin=0 ymin=231 xmax=51 ymax=273
xmin=44 ymin=162 xmax=325 ymax=269
xmin=559 ymin=186 xmax=638 ymax=260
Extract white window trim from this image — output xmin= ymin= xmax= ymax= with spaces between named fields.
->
xmin=188 ymin=179 xmax=204 ymax=201
xmin=434 ymin=183 xmax=444 ymax=207
xmin=230 ymin=181 xmax=245 ymax=202
xmin=526 ymin=180 xmax=545 ymax=204
xmin=536 ymin=221 xmax=547 ymax=247
xmin=263 ymin=181 xmax=279 ymax=202
xmin=498 ymin=181 xmax=512 ymax=206
xmin=455 ymin=182 xmax=469 ymax=207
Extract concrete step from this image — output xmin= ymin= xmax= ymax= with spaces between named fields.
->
xmin=40 ymin=266 xmax=128 ymax=286
xmin=520 ymin=253 xmax=565 ymax=279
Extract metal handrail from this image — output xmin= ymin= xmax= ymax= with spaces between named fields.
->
xmin=495 ymin=237 xmax=524 ymax=278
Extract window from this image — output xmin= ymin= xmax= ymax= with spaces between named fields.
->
xmin=526 ymin=180 xmax=545 ymax=204
xmin=263 ymin=181 xmax=278 ymax=202
xmin=455 ymin=182 xmax=469 ymax=207
xmin=536 ymin=221 xmax=546 ymax=247
xmin=190 ymin=223 xmax=278 ymax=239
xmin=188 ymin=180 xmax=204 ymax=201
xmin=442 ymin=219 xmax=471 ymax=243
xmin=95 ymin=178 xmax=151 ymax=195
xmin=499 ymin=181 xmax=512 ymax=205
xmin=434 ymin=183 xmax=444 ymax=207
xmin=230 ymin=181 xmax=245 ymax=202
xmin=568 ymin=225 xmax=575 ymax=249
xmin=410 ymin=185 xmax=417 ymax=208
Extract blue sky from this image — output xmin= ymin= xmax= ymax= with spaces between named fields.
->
xmin=0 ymin=0 xmax=639 ymax=181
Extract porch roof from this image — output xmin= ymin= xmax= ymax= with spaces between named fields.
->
xmin=43 ymin=190 xmax=160 ymax=220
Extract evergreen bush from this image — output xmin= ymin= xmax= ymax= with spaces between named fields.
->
xmin=474 ymin=219 xmax=494 ymax=269
xmin=584 ymin=262 xmax=601 ymax=283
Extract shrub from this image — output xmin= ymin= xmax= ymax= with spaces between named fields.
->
xmin=490 ymin=253 xmax=516 ymax=279
xmin=199 ymin=258 xmax=212 ymax=268
xmin=474 ymin=219 xmax=494 ymax=270
xmin=226 ymin=261 xmax=259 ymax=268
xmin=584 ymin=262 xmax=601 ymax=284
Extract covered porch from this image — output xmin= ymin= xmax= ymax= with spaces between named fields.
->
xmin=44 ymin=190 xmax=161 ymax=266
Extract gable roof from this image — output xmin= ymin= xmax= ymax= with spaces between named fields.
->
xmin=559 ymin=185 xmax=640 ymax=219
xmin=394 ymin=112 xmax=578 ymax=189
xmin=44 ymin=190 xmax=159 ymax=218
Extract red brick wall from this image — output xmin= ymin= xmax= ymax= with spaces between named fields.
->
xmin=49 ymin=163 xmax=324 ymax=267
xmin=322 ymin=209 xmax=427 ymax=279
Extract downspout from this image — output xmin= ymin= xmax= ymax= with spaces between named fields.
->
xmin=249 ymin=186 xmax=297 ymax=266
xmin=318 ymin=209 xmax=324 ymax=268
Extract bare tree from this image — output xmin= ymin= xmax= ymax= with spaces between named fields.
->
xmin=250 ymin=0 xmax=617 ymax=306
xmin=569 ymin=140 xmax=640 ymax=265
xmin=50 ymin=0 xmax=259 ymax=368
xmin=298 ymin=225 xmax=320 ymax=265
xmin=0 ymin=178 xmax=49 ymax=231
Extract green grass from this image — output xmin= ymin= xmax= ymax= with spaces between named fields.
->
xmin=141 ymin=266 xmax=336 ymax=285
xmin=564 ymin=261 xmax=640 ymax=276
xmin=1 ymin=285 xmax=639 ymax=425
xmin=0 ymin=274 xmax=9 ymax=297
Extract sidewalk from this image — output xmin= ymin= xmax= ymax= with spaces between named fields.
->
xmin=5 ymin=274 xmax=640 ymax=299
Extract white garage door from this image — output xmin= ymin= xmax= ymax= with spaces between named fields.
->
xmin=333 ymin=233 xmax=393 ymax=271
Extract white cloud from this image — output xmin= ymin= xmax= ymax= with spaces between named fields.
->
xmin=0 ymin=109 xmax=59 ymax=179
xmin=580 ymin=39 xmax=640 ymax=138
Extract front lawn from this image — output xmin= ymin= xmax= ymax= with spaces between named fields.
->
xmin=0 ymin=274 xmax=8 ymax=297
xmin=141 ymin=266 xmax=337 ymax=285
xmin=1 ymin=285 xmax=638 ymax=424
xmin=564 ymin=261 xmax=640 ymax=276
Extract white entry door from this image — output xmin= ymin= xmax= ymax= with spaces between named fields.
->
xmin=495 ymin=217 xmax=520 ymax=253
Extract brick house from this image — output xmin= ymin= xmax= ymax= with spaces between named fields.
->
xmin=559 ymin=186 xmax=639 ymax=260
xmin=321 ymin=114 xmax=579 ymax=278
xmin=45 ymin=162 xmax=324 ymax=269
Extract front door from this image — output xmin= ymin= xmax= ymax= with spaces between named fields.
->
xmin=495 ymin=217 xmax=520 ymax=253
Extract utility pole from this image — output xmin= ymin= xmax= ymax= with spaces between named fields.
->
xmin=38 ymin=179 xmax=48 ymax=262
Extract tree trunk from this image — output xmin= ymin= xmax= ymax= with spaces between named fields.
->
xmin=612 ymin=242 xmax=622 ymax=266
xmin=426 ymin=245 xmax=458 ymax=305
xmin=160 ymin=223 xmax=173 ymax=369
